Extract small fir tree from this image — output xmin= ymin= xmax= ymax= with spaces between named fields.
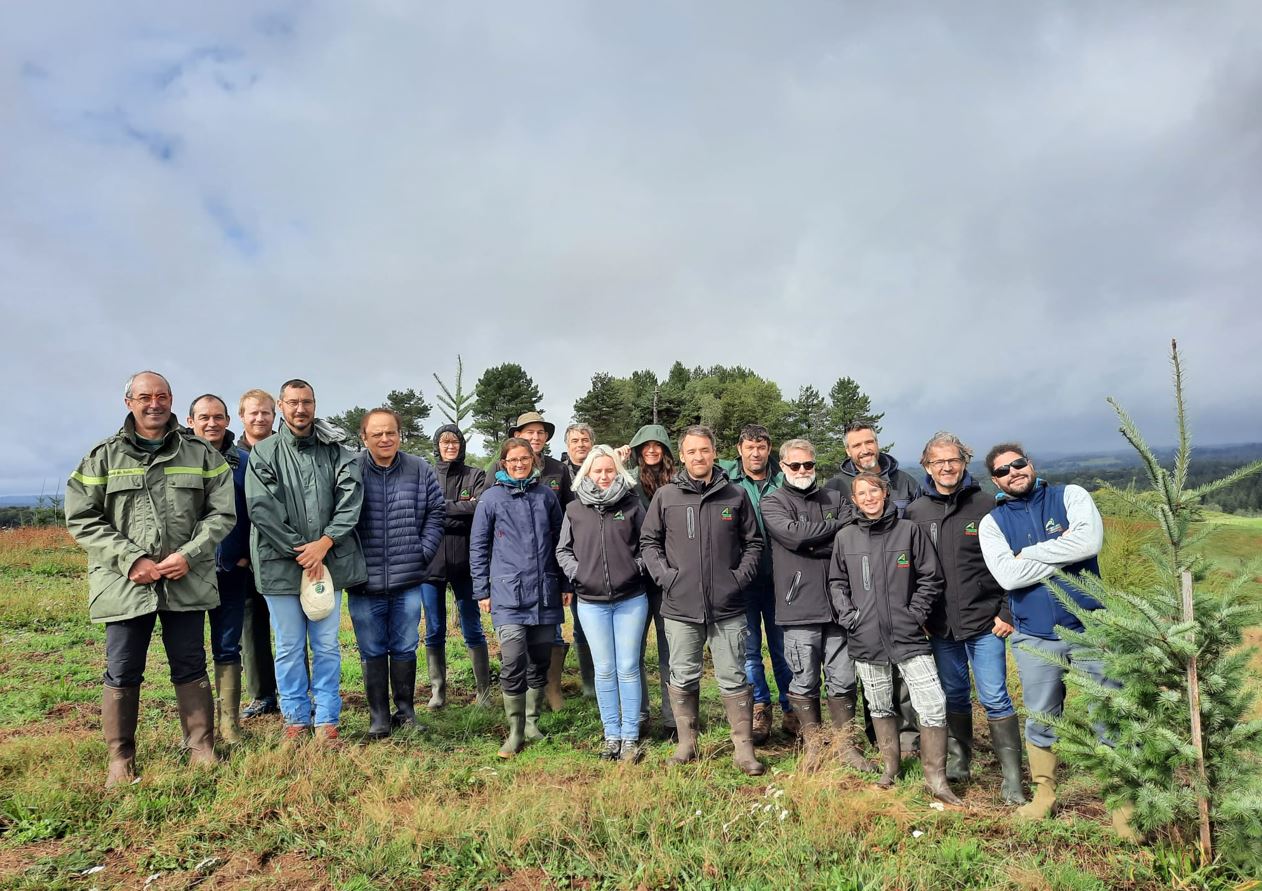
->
xmin=433 ymin=355 xmax=476 ymax=439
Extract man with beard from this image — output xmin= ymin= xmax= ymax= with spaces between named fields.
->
xmin=760 ymin=438 xmax=875 ymax=772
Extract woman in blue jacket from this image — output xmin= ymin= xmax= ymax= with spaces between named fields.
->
xmin=470 ymin=437 xmax=567 ymax=757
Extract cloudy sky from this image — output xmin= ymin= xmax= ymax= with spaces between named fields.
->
xmin=3 ymin=2 xmax=1260 ymax=494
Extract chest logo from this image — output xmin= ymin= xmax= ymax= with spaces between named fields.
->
xmin=549 ymin=479 xmax=560 ymax=491
xmin=612 ymin=511 xmax=625 ymax=521
xmin=825 ymin=511 xmax=835 ymax=520
xmin=1045 ymin=518 xmax=1064 ymax=535
xmin=964 ymin=521 xmax=978 ymax=536
xmin=459 ymin=488 xmax=471 ymax=500
xmin=720 ymin=507 xmax=733 ymax=521
xmin=896 ymin=553 xmax=909 ymax=568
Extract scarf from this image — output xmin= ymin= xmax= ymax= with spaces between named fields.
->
xmin=495 ymin=469 xmax=540 ymax=491
xmin=575 ymin=474 xmax=631 ymax=509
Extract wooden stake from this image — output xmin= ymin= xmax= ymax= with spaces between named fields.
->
xmin=1182 ymin=569 xmax=1213 ymax=864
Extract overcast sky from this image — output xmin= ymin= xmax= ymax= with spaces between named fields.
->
xmin=3 ymin=2 xmax=1260 ymax=494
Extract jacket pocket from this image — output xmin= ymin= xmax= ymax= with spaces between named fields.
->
xmin=861 ymin=555 xmax=871 ymax=592
xmin=929 ymin=522 xmax=938 ymax=547
xmin=542 ymin=572 xmax=561 ymax=609
xmin=495 ymin=574 xmax=525 ymax=608
xmin=686 ymin=506 xmax=696 ymax=540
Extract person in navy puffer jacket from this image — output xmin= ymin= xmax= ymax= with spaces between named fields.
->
xmin=351 ymin=409 xmax=445 ymax=739
xmin=470 ymin=437 xmax=566 ymax=758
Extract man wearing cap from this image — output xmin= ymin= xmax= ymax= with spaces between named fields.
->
xmin=66 ymin=370 xmax=235 ymax=786
xmin=509 ymin=410 xmax=582 ymax=708
xmin=245 ymin=379 xmax=366 ymax=744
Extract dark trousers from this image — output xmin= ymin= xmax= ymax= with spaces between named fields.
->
xmin=495 ymin=623 xmax=553 ymax=696
xmin=209 ymin=566 xmax=248 ymax=665
xmin=241 ymin=577 xmax=277 ymax=700
xmin=103 ymin=609 xmax=207 ymax=688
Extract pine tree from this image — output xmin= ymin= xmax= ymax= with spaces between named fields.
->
xmin=1033 ymin=341 xmax=1262 ymax=871
xmin=472 ymin=363 xmax=543 ymax=444
xmin=433 ymin=355 xmax=476 ymax=438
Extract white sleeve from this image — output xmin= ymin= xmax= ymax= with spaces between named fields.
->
xmin=1016 ymin=485 xmax=1104 ymax=566
xmin=978 ymin=513 xmax=1057 ymax=591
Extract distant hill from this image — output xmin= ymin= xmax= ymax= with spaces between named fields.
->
xmin=0 ymin=496 xmax=43 ymax=507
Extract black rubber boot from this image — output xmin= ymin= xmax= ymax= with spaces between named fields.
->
xmin=945 ymin=710 xmax=973 ymax=782
xmin=988 ymin=715 xmax=1027 ymax=805
xmin=469 ymin=644 xmax=494 ymax=708
xmin=389 ymin=656 xmax=418 ymax=729
xmin=362 ymin=657 xmax=392 ymax=739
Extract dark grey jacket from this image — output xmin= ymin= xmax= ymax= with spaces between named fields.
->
xmin=824 ymin=453 xmax=922 ymax=516
xmin=760 ymin=482 xmax=851 ymax=626
xmin=426 ymin=425 xmax=487 ymax=588
xmin=556 ymin=490 xmax=646 ymax=603
xmin=639 ymin=467 xmax=763 ymax=624
xmin=828 ymin=503 xmax=943 ymax=664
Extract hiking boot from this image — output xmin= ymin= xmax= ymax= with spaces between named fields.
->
xmin=214 ymin=663 xmax=242 ymax=745
xmin=873 ymin=715 xmax=901 ymax=789
xmin=174 ymin=675 xmax=217 ymax=767
xmin=751 ymin=702 xmax=773 ymax=745
xmin=619 ymin=740 xmax=643 ymax=763
xmin=425 ymin=646 xmax=447 ymax=710
xmin=826 ymin=694 xmax=879 ymax=773
xmin=722 ymin=688 xmax=766 ymax=777
xmin=362 ymin=657 xmax=391 ymax=739
xmin=920 ymin=725 xmax=964 ymax=806
xmin=945 ymin=710 xmax=973 ymax=782
xmin=786 ymin=693 xmax=824 ymax=765
xmin=282 ymin=723 xmax=310 ymax=744
xmin=102 ymin=684 xmax=140 ymax=788
xmin=499 ymin=693 xmax=526 ymax=758
xmin=314 ymin=724 xmax=340 ymax=748
xmin=1015 ymin=744 xmax=1057 ymax=820
xmin=545 ymin=643 xmax=568 ymax=712
xmin=389 ymin=656 xmax=418 ymax=729
xmin=599 ymin=738 xmax=622 ymax=761
xmin=988 ymin=715 xmax=1027 ymax=806
xmin=668 ymin=685 xmax=699 ymax=765
xmin=525 ymin=687 xmax=547 ymax=741
xmin=469 ymin=644 xmax=494 ymax=708
xmin=242 ymin=696 xmax=278 ymax=719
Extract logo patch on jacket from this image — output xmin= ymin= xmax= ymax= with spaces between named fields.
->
xmin=825 ymin=511 xmax=835 ymax=520
xmin=548 ymin=479 xmax=560 ymax=491
xmin=612 ymin=511 xmax=625 ymax=521
xmin=459 ymin=488 xmax=471 ymax=500
xmin=1044 ymin=518 xmax=1064 ymax=535
xmin=964 ymin=521 xmax=978 ymax=536
xmin=896 ymin=553 xmax=909 ymax=568
xmin=720 ymin=507 xmax=733 ymax=521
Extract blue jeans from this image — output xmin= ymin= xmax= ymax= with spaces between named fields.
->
xmin=929 ymin=631 xmax=1016 ymax=719
xmin=1012 ymin=630 xmax=1115 ymax=748
xmin=744 ymin=585 xmax=792 ymax=709
xmin=265 ymin=591 xmax=343 ymax=728
xmin=577 ymin=594 xmax=648 ymax=741
xmin=209 ymin=566 xmax=248 ymax=665
xmin=348 ymin=586 xmax=423 ymax=660
xmin=420 ymin=577 xmax=487 ymax=648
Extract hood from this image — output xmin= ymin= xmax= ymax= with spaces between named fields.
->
xmin=840 ymin=451 xmax=901 ymax=481
xmin=432 ymin=423 xmax=467 ymax=464
xmin=920 ymin=472 xmax=980 ymax=501
xmin=854 ymin=499 xmax=899 ymax=531
xmin=672 ymin=463 xmax=730 ymax=495
xmin=630 ymin=424 xmax=672 ymax=452
xmin=278 ymin=418 xmax=346 ymax=448
xmin=996 ymin=478 xmax=1048 ymax=504
xmin=122 ymin=414 xmax=181 ymax=446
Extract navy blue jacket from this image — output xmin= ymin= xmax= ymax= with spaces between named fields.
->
xmin=215 ymin=436 xmax=251 ymax=572
xmin=469 ymin=477 xmax=564 ymax=627
xmin=355 ymin=450 xmax=446 ymax=595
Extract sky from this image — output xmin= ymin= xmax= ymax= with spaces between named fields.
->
xmin=2 ymin=2 xmax=1260 ymax=495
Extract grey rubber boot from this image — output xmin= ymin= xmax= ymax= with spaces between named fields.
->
xmin=425 ymin=646 xmax=447 ymax=710
xmin=173 ymin=675 xmax=217 ymax=767
xmin=786 ymin=693 xmax=824 ymax=764
xmin=469 ymin=644 xmax=494 ymax=708
xmin=826 ymin=694 xmax=879 ymax=773
xmin=945 ymin=710 xmax=973 ymax=782
xmin=362 ymin=657 xmax=392 ymax=739
xmin=389 ymin=657 xmax=418 ymax=729
xmin=525 ymin=686 xmax=547 ymax=741
xmin=872 ymin=715 xmax=901 ymax=789
xmin=667 ymin=685 xmax=699 ymax=765
xmin=920 ymin=725 xmax=965 ymax=806
xmin=576 ymin=637 xmax=597 ymax=699
xmin=498 ymin=693 xmax=527 ymax=758
xmin=213 ymin=662 xmax=242 ymax=745
xmin=721 ymin=688 xmax=766 ymax=777
xmin=988 ymin=715 xmax=1027 ymax=805
xmin=102 ymin=684 xmax=140 ymax=788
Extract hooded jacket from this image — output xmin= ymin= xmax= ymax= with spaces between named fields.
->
xmin=210 ymin=430 xmax=252 ymax=572
xmin=468 ymin=475 xmax=565 ymax=627
xmin=760 ymin=480 xmax=851 ymax=626
xmin=824 ymin=453 xmax=922 ymax=516
xmin=425 ymin=424 xmax=487 ymax=588
xmin=538 ymin=455 xmax=574 ymax=510
xmin=66 ymin=415 xmax=236 ymax=622
xmin=904 ymin=474 xmax=1011 ymax=640
xmin=629 ymin=424 xmax=675 ymax=510
xmin=245 ymin=421 xmax=367 ymax=594
xmin=556 ymin=488 xmax=646 ymax=603
xmin=828 ymin=503 xmax=944 ymax=664
xmin=355 ymin=449 xmax=446 ymax=595
xmin=639 ymin=466 xmax=763 ymax=624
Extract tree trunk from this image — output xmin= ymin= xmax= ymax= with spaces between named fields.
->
xmin=1182 ymin=569 xmax=1213 ymax=864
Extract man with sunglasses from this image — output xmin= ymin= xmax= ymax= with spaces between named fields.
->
xmin=977 ymin=444 xmax=1136 ymax=838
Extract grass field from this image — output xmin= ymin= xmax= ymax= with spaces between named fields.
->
xmin=0 ymin=525 xmax=1258 ymax=890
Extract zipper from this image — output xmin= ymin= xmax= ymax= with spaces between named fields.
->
xmin=599 ymin=512 xmax=612 ymax=595
xmin=686 ymin=506 xmax=696 ymax=540
xmin=929 ymin=521 xmax=938 ymax=547
xmin=785 ymin=570 xmax=802 ymax=604
xmin=861 ymin=554 xmax=871 ymax=591
xmin=382 ymin=469 xmax=391 ymax=593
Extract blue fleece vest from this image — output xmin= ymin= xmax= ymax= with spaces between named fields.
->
xmin=988 ymin=481 xmax=1103 ymax=639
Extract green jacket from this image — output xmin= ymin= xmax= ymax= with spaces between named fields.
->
xmin=245 ymin=422 xmax=367 ymax=595
xmin=717 ymin=457 xmax=782 ymax=582
xmin=65 ymin=415 xmax=236 ymax=623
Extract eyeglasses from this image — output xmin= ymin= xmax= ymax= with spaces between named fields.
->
xmin=926 ymin=458 xmax=964 ymax=469
xmin=991 ymin=457 xmax=1030 ymax=478
xmin=784 ymin=461 xmax=816 ymax=472
xmin=282 ymin=399 xmax=314 ymax=409
xmin=504 ymin=457 xmax=534 ymax=466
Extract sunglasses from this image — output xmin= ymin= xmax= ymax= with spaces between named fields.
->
xmin=991 ymin=457 xmax=1030 ymax=478
xmin=784 ymin=461 xmax=816 ymax=472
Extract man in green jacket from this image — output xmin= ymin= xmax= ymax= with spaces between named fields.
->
xmin=66 ymin=370 xmax=236 ymax=787
xmin=245 ymin=379 xmax=366 ymax=743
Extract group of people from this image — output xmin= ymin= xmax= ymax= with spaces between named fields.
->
xmin=64 ymin=370 xmax=1136 ymax=839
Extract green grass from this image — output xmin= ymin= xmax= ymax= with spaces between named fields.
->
xmin=0 ymin=528 xmax=1255 ymax=889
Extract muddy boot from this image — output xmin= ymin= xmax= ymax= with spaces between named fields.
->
xmin=389 ymin=656 xmax=418 ymax=729
xmin=545 ymin=643 xmax=568 ymax=712
xmin=721 ymin=688 xmax=766 ymax=777
xmin=786 ymin=693 xmax=824 ymax=766
xmin=988 ymin=715 xmax=1027 ymax=805
xmin=921 ymin=725 xmax=964 ymax=806
xmin=873 ymin=715 xmax=901 ymax=789
xmin=826 ymin=694 xmax=879 ymax=773
xmin=525 ymin=686 xmax=547 ymax=741
xmin=362 ymin=658 xmax=392 ymax=739
xmin=668 ymin=685 xmax=699 ymax=765
xmin=214 ymin=663 xmax=242 ymax=745
xmin=751 ymin=701 xmax=773 ymax=745
xmin=102 ymin=684 xmax=140 ymax=788
xmin=498 ymin=693 xmax=526 ymax=758
xmin=174 ymin=675 xmax=217 ymax=767
xmin=576 ymin=637 xmax=597 ymax=699
xmin=1015 ymin=744 xmax=1057 ymax=820
xmin=469 ymin=644 xmax=494 ymax=708
xmin=1110 ymin=802 xmax=1142 ymax=843
xmin=945 ymin=710 xmax=973 ymax=782
xmin=782 ymin=705 xmax=801 ymax=738
xmin=425 ymin=646 xmax=447 ymax=710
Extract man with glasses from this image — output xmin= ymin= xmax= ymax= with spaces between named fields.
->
xmin=977 ymin=443 xmax=1136 ymax=838
xmin=905 ymin=433 xmax=1025 ymax=804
